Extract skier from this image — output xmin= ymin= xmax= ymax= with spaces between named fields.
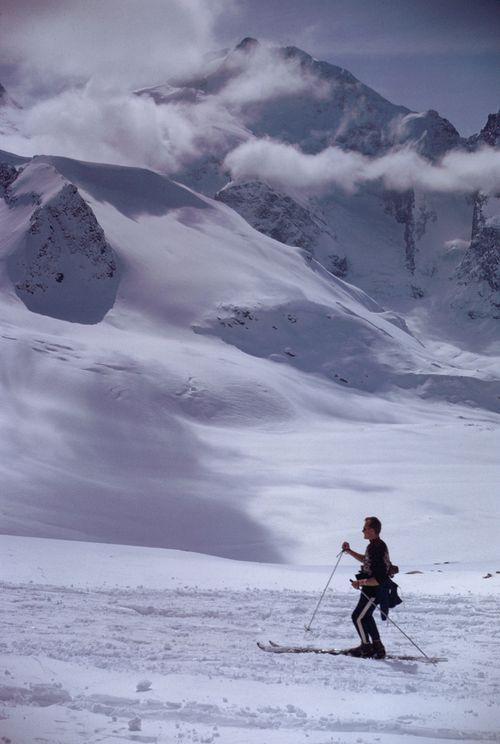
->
xmin=342 ymin=516 xmax=392 ymax=659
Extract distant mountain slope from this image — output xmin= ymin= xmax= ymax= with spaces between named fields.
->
xmin=140 ymin=39 xmax=462 ymax=160
xmin=136 ymin=41 xmax=500 ymax=323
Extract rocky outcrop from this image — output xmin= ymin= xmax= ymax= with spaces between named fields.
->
xmin=216 ymin=180 xmax=317 ymax=254
xmin=455 ymin=225 xmax=500 ymax=318
xmin=453 ymin=111 xmax=500 ymax=319
xmin=215 ymin=180 xmax=348 ymax=278
xmin=4 ymin=162 xmax=119 ymax=324
xmin=383 ymin=190 xmax=417 ymax=273
xmin=467 ymin=111 xmax=500 ymax=150
xmin=0 ymin=162 xmax=18 ymax=196
xmin=470 ymin=192 xmax=489 ymax=239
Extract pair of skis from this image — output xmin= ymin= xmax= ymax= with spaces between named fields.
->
xmin=257 ymin=640 xmax=447 ymax=664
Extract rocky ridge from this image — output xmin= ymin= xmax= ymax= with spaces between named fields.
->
xmin=1 ymin=159 xmax=119 ymax=323
xmin=215 ymin=180 xmax=348 ymax=277
xmin=467 ymin=111 xmax=500 ymax=150
xmin=455 ymin=223 xmax=500 ymax=318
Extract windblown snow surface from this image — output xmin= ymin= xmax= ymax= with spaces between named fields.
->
xmin=0 ymin=535 xmax=499 ymax=744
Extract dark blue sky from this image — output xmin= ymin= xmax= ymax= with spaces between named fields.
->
xmin=216 ymin=0 xmax=500 ymax=136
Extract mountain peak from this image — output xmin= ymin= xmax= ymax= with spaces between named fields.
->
xmin=234 ymin=37 xmax=260 ymax=53
xmin=469 ymin=110 xmax=500 ymax=149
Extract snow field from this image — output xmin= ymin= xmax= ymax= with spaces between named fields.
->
xmin=0 ymin=537 xmax=499 ymax=743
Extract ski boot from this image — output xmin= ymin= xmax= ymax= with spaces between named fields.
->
xmin=371 ymin=639 xmax=386 ymax=659
xmin=346 ymin=642 xmax=373 ymax=657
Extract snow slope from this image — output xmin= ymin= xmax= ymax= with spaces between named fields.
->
xmin=0 ymin=535 xmax=499 ymax=744
xmin=0 ymin=149 xmax=499 ymax=566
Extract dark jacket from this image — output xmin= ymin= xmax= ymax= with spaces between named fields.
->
xmin=362 ymin=538 xmax=391 ymax=584
xmin=356 ymin=538 xmax=402 ymax=618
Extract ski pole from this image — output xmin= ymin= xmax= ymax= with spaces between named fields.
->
xmin=305 ymin=549 xmax=344 ymax=632
xmin=359 ymin=588 xmax=431 ymax=661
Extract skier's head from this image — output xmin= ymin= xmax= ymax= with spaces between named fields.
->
xmin=363 ymin=516 xmax=382 ymax=539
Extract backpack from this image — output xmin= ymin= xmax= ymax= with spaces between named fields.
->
xmin=376 ymin=577 xmax=403 ymax=621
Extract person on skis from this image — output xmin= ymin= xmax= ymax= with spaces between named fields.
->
xmin=342 ymin=516 xmax=392 ymax=659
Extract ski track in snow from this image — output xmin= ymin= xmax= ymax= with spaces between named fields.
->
xmin=1 ymin=578 xmax=499 ymax=743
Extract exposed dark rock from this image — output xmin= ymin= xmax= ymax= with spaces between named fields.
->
xmin=8 ymin=180 xmax=120 ymax=324
xmin=455 ymin=226 xmax=500 ymax=319
xmin=383 ymin=190 xmax=417 ymax=273
xmin=467 ymin=111 xmax=500 ymax=149
xmin=470 ymin=192 xmax=490 ymax=240
xmin=0 ymin=162 xmax=18 ymax=195
xmin=328 ymin=254 xmax=348 ymax=278
xmin=457 ymin=226 xmax=500 ymax=292
xmin=215 ymin=180 xmax=330 ymax=258
xmin=415 ymin=201 xmax=437 ymax=240
xmin=235 ymin=37 xmax=259 ymax=53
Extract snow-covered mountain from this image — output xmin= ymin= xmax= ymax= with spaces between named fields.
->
xmin=140 ymin=39 xmax=462 ymax=160
xmin=136 ymin=41 xmax=500 ymax=324
xmin=0 ymin=146 xmax=499 ymax=565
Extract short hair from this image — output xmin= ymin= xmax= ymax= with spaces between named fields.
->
xmin=365 ymin=516 xmax=382 ymax=534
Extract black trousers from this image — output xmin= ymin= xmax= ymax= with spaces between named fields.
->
xmin=351 ymin=591 xmax=380 ymax=643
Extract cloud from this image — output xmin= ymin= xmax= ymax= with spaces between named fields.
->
xmin=0 ymin=80 xmax=248 ymax=173
xmin=0 ymin=0 xmax=232 ymax=97
xmin=223 ymin=138 xmax=500 ymax=195
xmin=224 ymin=139 xmax=363 ymax=192
xmin=0 ymin=37 xmax=332 ymax=175
xmin=366 ymin=147 xmax=500 ymax=194
xmin=217 ymin=44 xmax=331 ymax=107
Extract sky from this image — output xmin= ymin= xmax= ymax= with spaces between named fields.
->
xmin=0 ymin=0 xmax=498 ymax=137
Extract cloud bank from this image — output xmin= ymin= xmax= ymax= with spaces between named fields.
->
xmin=0 ymin=38 xmax=332 ymax=174
xmin=216 ymin=44 xmax=331 ymax=107
xmin=224 ymin=138 xmax=500 ymax=195
xmin=1 ymin=81 xmax=247 ymax=173
xmin=0 ymin=0 xmax=230 ymax=96
xmin=0 ymin=5 xmax=495 ymax=195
